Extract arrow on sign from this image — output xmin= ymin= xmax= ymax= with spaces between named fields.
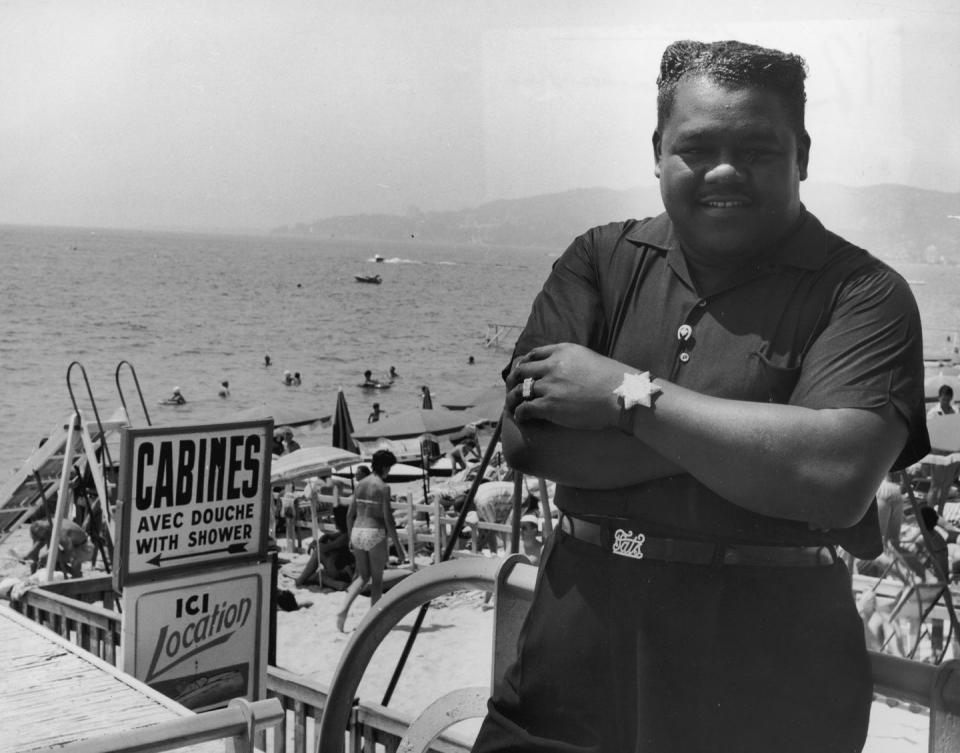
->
xmin=147 ymin=542 xmax=248 ymax=567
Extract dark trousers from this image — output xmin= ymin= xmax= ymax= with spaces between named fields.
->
xmin=472 ymin=530 xmax=872 ymax=753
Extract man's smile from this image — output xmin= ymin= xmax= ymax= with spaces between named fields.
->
xmin=699 ymin=195 xmax=752 ymax=209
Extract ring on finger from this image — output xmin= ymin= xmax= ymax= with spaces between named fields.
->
xmin=522 ymin=377 xmax=535 ymax=400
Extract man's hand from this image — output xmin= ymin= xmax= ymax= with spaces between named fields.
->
xmin=506 ymin=343 xmax=627 ymax=430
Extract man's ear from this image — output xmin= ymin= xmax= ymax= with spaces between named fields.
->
xmin=797 ymin=131 xmax=811 ymax=181
xmin=652 ymin=130 xmax=663 ymax=178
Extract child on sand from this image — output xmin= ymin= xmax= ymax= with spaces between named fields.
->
xmin=25 ymin=519 xmax=95 ymax=578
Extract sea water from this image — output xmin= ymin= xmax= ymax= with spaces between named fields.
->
xmin=1 ymin=223 xmax=958 ymax=481
xmin=0 ymin=224 xmax=554 ymax=478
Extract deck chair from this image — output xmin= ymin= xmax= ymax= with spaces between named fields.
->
xmin=315 ymin=555 xmax=535 ymax=753
xmin=885 ymin=582 xmax=956 ymax=661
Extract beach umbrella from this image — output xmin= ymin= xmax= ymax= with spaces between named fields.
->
xmin=924 ymin=413 xmax=960 ymax=460
xmin=352 ymin=406 xmax=481 ymax=496
xmin=235 ymin=402 xmax=330 ymax=428
xmin=439 ymin=384 xmax=503 ymax=411
xmin=918 ymin=413 xmax=960 ymax=514
xmin=270 ymin=446 xmax=361 ymax=485
xmin=419 ymin=386 xmax=438 ymax=476
xmin=351 ymin=407 xmax=481 ymax=445
xmin=467 ymin=394 xmax=506 ymax=423
xmin=332 ymin=460 xmax=425 ymax=483
xmin=332 ymin=389 xmax=357 ymax=453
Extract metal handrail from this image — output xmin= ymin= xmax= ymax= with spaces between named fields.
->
xmin=66 ymin=360 xmax=114 ymax=470
xmin=115 ymin=359 xmax=152 ymax=427
xmin=381 ymin=418 xmax=505 ymax=706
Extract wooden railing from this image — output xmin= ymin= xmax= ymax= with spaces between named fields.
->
xmin=9 ymin=568 xmax=960 ymax=753
xmin=7 ymin=575 xmax=470 ymax=753
xmin=265 ymin=666 xmax=470 ymax=753
xmin=11 ymin=574 xmax=121 ymax=664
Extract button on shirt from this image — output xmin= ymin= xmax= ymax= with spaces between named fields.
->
xmin=509 ymin=210 xmax=929 ymax=556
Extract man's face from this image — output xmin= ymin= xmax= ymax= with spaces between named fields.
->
xmin=654 ymin=76 xmax=810 ymax=265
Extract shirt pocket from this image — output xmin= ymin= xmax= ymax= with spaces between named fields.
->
xmin=753 ymin=351 xmax=802 ymax=404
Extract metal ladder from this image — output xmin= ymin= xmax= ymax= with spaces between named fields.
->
xmin=41 ymin=361 xmax=152 ymax=580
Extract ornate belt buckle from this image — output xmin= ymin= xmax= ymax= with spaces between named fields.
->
xmin=612 ymin=528 xmax=645 ymax=559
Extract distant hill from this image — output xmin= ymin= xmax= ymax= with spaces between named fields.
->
xmin=272 ymin=183 xmax=960 ymax=263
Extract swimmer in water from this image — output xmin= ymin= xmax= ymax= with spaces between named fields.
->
xmin=363 ymin=369 xmax=377 ymax=387
xmin=264 ymin=353 xmax=272 ymax=367
xmin=169 ymin=387 xmax=186 ymax=405
xmin=218 ymin=380 xmax=230 ymax=398
xmin=283 ymin=370 xmax=294 ymax=386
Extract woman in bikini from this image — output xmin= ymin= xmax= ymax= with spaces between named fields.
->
xmin=336 ymin=450 xmax=403 ymax=632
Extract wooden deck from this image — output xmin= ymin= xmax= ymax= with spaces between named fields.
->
xmin=0 ymin=605 xmax=221 ymax=752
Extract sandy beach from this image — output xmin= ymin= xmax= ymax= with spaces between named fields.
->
xmin=0 ymin=527 xmax=932 ymax=752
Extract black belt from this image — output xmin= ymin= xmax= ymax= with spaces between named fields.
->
xmin=560 ymin=515 xmax=837 ymax=567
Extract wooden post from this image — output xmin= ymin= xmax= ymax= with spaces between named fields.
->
xmin=510 ymin=473 xmax=523 ymax=555
xmin=46 ymin=413 xmax=80 ymax=582
xmin=79 ymin=422 xmax=112 ymax=524
xmin=433 ymin=496 xmax=442 ymax=564
xmin=407 ymin=496 xmax=416 ymax=570
xmin=537 ymin=477 xmax=553 ymax=536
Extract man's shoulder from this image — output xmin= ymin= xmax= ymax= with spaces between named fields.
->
xmin=810 ymin=211 xmax=893 ymax=272
xmin=570 ymin=214 xmax=674 ymax=263
xmin=794 ymin=211 xmax=910 ymax=294
xmin=578 ymin=213 xmax=671 ymax=246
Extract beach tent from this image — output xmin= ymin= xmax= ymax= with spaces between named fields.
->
xmin=235 ymin=402 xmax=330 ymax=429
xmin=439 ymin=384 xmax=503 ymax=411
xmin=467 ymin=395 xmax=506 ymax=423
xmin=350 ymin=407 xmax=483 ymax=457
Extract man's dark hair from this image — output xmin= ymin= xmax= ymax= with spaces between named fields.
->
xmin=938 ymin=384 xmax=954 ymax=399
xmin=371 ymin=450 xmax=397 ymax=474
xmin=657 ymin=40 xmax=808 ymax=136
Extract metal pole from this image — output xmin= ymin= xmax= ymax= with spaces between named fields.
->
xmin=900 ymin=471 xmax=960 ymax=659
xmin=381 ymin=416 xmax=504 ymax=706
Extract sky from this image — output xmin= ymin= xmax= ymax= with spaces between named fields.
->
xmin=1 ymin=0 xmax=958 ymax=232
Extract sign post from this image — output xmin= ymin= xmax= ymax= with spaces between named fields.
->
xmin=114 ymin=420 xmax=272 ymax=589
xmin=114 ymin=420 xmax=273 ymax=709
xmin=121 ymin=561 xmax=271 ymax=711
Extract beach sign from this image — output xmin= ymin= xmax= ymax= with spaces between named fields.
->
xmin=121 ymin=561 xmax=271 ymax=711
xmin=114 ymin=420 xmax=272 ymax=588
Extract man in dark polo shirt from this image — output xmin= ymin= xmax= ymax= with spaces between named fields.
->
xmin=471 ymin=40 xmax=929 ymax=753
